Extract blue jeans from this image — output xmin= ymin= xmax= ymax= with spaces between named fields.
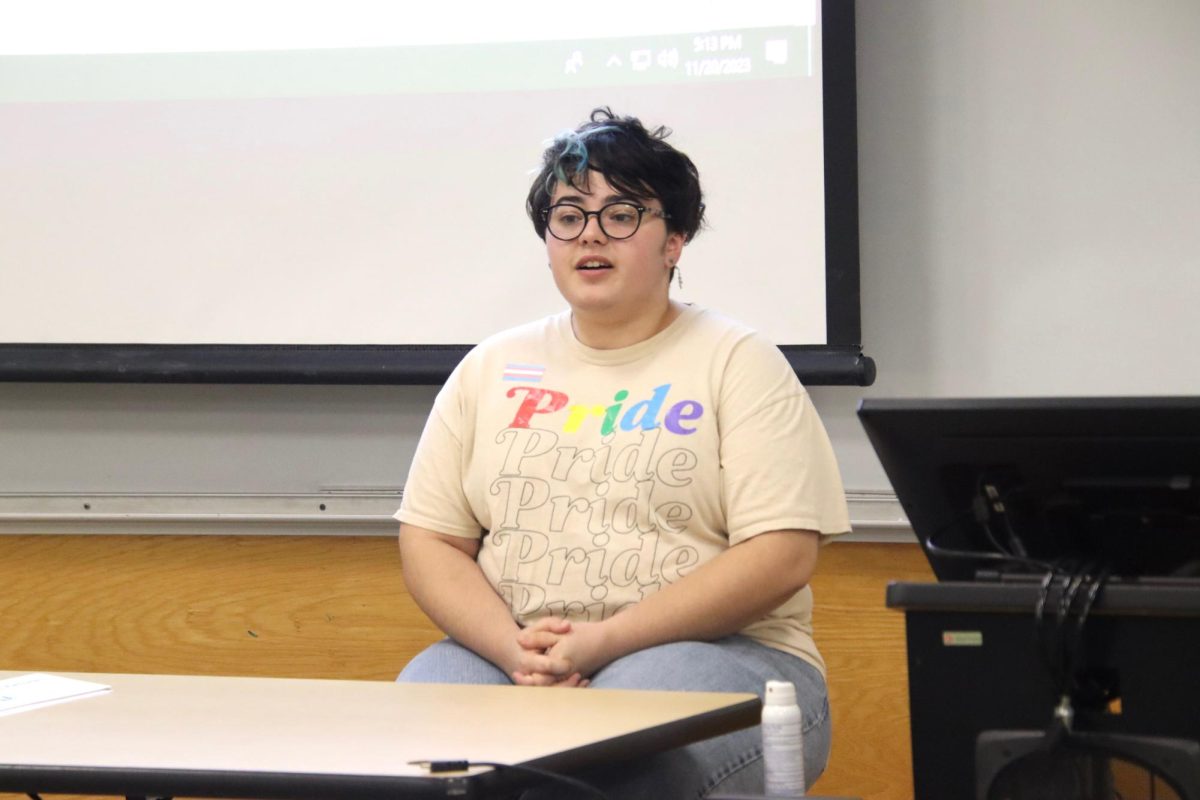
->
xmin=398 ymin=636 xmax=831 ymax=799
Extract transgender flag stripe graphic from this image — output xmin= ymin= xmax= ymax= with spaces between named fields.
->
xmin=503 ymin=363 xmax=545 ymax=382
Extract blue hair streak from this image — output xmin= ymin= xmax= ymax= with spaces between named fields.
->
xmin=545 ymin=125 xmax=619 ymax=194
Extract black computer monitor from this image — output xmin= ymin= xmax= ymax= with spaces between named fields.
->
xmin=857 ymin=397 xmax=1200 ymax=582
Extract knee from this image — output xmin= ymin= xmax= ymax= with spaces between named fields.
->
xmin=803 ymin=694 xmax=833 ymax=783
xmin=397 ymin=639 xmax=511 ymax=685
xmin=591 ymin=640 xmax=753 ymax=692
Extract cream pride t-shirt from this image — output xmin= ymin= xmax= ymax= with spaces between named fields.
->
xmin=397 ymin=305 xmax=850 ymax=674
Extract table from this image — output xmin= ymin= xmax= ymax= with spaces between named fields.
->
xmin=0 ymin=672 xmax=760 ymax=799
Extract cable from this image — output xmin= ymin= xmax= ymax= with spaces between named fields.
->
xmin=474 ymin=762 xmax=608 ymax=799
xmin=973 ymin=481 xmax=1014 ymax=558
xmin=1030 ymin=557 xmax=1115 ymax=766
xmin=925 ymin=527 xmax=1055 ymax=573
xmin=1034 ymin=563 xmax=1068 ymax=693
xmin=975 ymin=474 xmax=1039 ymax=561
xmin=1054 ymin=563 xmax=1095 ymax=698
xmin=412 ymin=760 xmax=610 ymax=799
xmin=923 ymin=478 xmax=1057 ymax=575
xmin=992 ymin=482 xmax=1034 ymax=559
xmin=1068 ymin=566 xmax=1109 ymax=659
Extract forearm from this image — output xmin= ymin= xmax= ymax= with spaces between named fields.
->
xmin=398 ymin=524 xmax=524 ymax=675
xmin=602 ymin=530 xmax=820 ymax=661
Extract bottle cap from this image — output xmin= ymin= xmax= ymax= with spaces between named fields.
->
xmin=765 ymin=679 xmax=797 ymax=706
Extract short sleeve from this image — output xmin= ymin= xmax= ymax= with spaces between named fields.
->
xmin=394 ymin=371 xmax=485 ymax=540
xmin=717 ymin=335 xmax=850 ymax=545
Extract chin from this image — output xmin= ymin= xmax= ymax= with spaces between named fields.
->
xmin=558 ymin=283 xmax=620 ymax=310
xmin=566 ymin=296 xmax=620 ymax=315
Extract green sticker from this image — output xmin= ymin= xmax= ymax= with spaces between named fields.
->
xmin=942 ymin=631 xmax=983 ymax=647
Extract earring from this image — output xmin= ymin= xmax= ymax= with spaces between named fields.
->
xmin=673 ymin=262 xmax=683 ymax=290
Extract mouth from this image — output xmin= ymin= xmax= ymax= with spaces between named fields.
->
xmin=575 ymin=258 xmax=613 ymax=271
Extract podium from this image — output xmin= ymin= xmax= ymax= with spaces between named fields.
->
xmin=858 ymin=396 xmax=1200 ymax=800
xmin=888 ymin=579 xmax=1200 ymax=800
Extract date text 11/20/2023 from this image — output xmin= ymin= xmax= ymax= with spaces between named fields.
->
xmin=684 ymin=56 xmax=752 ymax=77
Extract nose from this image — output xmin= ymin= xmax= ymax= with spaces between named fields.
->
xmin=579 ymin=211 xmax=608 ymax=243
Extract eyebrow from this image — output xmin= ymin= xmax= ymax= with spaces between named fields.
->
xmin=553 ymin=193 xmax=638 ymax=206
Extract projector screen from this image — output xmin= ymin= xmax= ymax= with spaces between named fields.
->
xmin=0 ymin=0 xmax=869 ymax=384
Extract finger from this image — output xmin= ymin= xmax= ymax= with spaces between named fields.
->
xmin=512 ymin=670 xmax=561 ymax=687
xmin=516 ymin=629 xmax=566 ymax=652
xmin=524 ymin=617 xmax=573 ymax=634
xmin=520 ymin=652 xmax=573 ymax=677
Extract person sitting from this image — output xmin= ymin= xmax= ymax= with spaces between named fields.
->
xmin=395 ymin=107 xmax=850 ymax=799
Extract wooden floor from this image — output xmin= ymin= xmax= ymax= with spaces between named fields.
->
xmin=0 ymin=534 xmax=932 ymax=800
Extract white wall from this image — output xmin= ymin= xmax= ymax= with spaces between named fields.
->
xmin=1 ymin=0 xmax=1197 ymax=522
xmin=834 ymin=0 xmax=1200 ymax=491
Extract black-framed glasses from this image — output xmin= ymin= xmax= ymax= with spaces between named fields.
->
xmin=542 ymin=202 xmax=671 ymax=241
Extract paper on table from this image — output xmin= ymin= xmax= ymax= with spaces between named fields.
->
xmin=0 ymin=673 xmax=112 ymax=717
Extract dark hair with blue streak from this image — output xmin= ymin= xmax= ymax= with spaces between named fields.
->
xmin=526 ymin=107 xmax=706 ymax=243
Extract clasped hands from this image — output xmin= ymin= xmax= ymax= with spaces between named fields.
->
xmin=509 ymin=617 xmax=613 ymax=688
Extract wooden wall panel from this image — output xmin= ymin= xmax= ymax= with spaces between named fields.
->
xmin=809 ymin=541 xmax=934 ymax=800
xmin=0 ymin=535 xmax=442 ymax=680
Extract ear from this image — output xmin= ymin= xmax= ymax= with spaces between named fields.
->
xmin=664 ymin=231 xmax=685 ymax=267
